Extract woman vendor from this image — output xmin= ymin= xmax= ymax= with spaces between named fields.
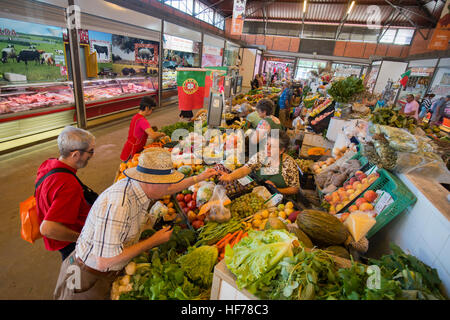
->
xmin=250 ymin=98 xmax=284 ymax=146
xmin=219 ymin=131 xmax=300 ymax=196
xmin=120 ymin=96 xmax=166 ymax=162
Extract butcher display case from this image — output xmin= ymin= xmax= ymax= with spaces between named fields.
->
xmin=0 ymin=82 xmax=74 ymax=116
xmin=82 ymin=76 xmax=158 ymax=119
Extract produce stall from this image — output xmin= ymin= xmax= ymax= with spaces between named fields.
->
xmin=107 ymin=69 xmax=449 ymax=300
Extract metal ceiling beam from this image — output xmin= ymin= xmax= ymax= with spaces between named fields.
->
xmin=194 ymin=0 xmax=226 ymax=17
xmin=377 ymin=0 xmax=403 ymax=42
xmin=243 ymin=0 xmax=277 ymax=19
xmin=335 ymin=0 xmax=353 ymax=40
xmin=245 ymin=17 xmax=413 ymax=28
xmin=384 ymin=0 xmax=431 ymax=39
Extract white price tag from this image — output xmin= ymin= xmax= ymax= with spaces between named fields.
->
xmin=237 ymin=175 xmax=253 ymax=186
xmin=374 ymin=190 xmax=394 ymax=214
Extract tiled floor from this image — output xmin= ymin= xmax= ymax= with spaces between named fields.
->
xmin=0 ymin=104 xmax=181 ymax=299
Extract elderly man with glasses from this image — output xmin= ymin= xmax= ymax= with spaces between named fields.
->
xmin=35 ymin=126 xmax=97 ymax=261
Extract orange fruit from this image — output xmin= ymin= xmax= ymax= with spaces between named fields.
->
xmin=359 ymin=202 xmax=374 ymax=212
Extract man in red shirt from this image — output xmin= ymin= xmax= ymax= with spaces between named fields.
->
xmin=35 ymin=126 xmax=96 ymax=261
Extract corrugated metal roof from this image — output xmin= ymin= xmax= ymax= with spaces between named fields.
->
xmin=241 ymin=0 xmax=443 ymax=28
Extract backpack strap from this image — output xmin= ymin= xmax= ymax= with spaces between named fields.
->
xmin=34 ymin=168 xmax=80 ymax=195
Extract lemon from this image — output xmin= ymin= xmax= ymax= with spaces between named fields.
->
xmin=285 ymin=208 xmax=294 ymax=215
xmin=278 ymin=211 xmax=287 ymax=219
xmin=254 ymin=213 xmax=263 ymax=220
xmin=285 ymin=202 xmax=294 ymax=209
xmin=252 ymin=219 xmax=262 ymax=228
xmin=261 ymin=210 xmax=269 ymax=219
xmin=269 ymin=211 xmax=279 ymax=218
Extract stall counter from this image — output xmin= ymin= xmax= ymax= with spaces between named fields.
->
xmin=369 ymin=172 xmax=450 ymax=297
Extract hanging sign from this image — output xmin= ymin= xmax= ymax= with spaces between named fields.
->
xmin=428 ymin=0 xmax=450 ymax=50
xmin=231 ymin=0 xmax=247 ymax=35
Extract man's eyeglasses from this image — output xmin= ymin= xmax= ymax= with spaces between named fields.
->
xmin=71 ymin=149 xmax=94 ymax=155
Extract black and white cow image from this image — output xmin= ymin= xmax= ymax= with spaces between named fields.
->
xmin=16 ymin=50 xmax=40 ymax=65
xmin=137 ymin=47 xmax=154 ymax=61
xmin=94 ymin=44 xmax=109 ymax=60
xmin=54 ymin=49 xmax=64 ymax=55
xmin=121 ymin=67 xmax=136 ymax=76
xmin=1 ymin=45 xmax=16 ymax=63
xmin=40 ymin=52 xmax=55 ymax=65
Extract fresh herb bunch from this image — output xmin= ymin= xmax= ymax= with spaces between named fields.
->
xmin=369 ymin=107 xmax=416 ymax=133
xmin=328 ymin=77 xmax=364 ymax=103
xmin=368 ymin=243 xmax=447 ymax=300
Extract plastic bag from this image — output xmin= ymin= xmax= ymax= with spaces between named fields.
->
xmin=371 ymin=124 xmax=418 ymax=153
xmin=20 ymin=196 xmax=42 ymax=244
xmin=252 ymin=186 xmax=272 ymax=201
xmin=343 ymin=211 xmax=376 ymax=242
xmin=149 ymin=201 xmax=168 ymax=220
xmin=205 ymin=185 xmax=231 ymax=223
xmin=195 ymin=182 xmax=216 ymax=207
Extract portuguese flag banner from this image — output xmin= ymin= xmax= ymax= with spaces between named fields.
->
xmin=177 ymin=68 xmax=207 ymax=111
xmin=204 ymin=66 xmax=227 ymax=107
xmin=399 ymin=69 xmax=411 ymax=88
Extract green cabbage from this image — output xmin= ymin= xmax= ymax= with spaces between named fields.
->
xmin=224 ymin=230 xmax=298 ymax=290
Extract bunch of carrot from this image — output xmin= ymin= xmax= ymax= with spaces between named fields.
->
xmin=215 ymin=230 xmax=248 ymax=261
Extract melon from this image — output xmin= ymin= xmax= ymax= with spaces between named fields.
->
xmin=296 ymin=209 xmax=349 ymax=246
xmin=325 ymin=246 xmax=351 ymax=260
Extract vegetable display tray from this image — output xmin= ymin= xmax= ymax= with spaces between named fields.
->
xmin=360 ymin=168 xmax=417 ymax=238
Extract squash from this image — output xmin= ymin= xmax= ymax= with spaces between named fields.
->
xmin=290 ymin=226 xmax=314 ymax=248
xmin=307 ymin=147 xmax=326 ymax=156
xmin=325 ymin=246 xmax=351 ymax=260
xmin=296 ymin=209 xmax=349 ymax=246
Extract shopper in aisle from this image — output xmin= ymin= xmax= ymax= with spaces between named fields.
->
xmin=250 ymin=74 xmax=260 ymax=90
xmin=53 ymin=148 xmax=217 ymax=300
xmin=120 ymin=96 xmax=166 ymax=162
xmin=401 ymin=94 xmax=420 ymax=120
xmin=254 ymin=98 xmax=284 ymax=134
xmin=238 ymin=103 xmax=261 ymax=129
xmin=418 ymin=93 xmax=435 ymax=123
xmin=430 ymin=95 xmax=450 ymax=126
xmin=219 ymin=131 xmax=300 ymax=196
xmin=257 ymin=73 xmax=264 ymax=88
xmin=278 ymin=81 xmax=293 ymax=129
xmin=36 ymin=126 xmax=97 ymax=261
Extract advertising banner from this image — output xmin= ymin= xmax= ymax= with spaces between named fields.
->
xmin=231 ymin=0 xmax=247 ymax=35
xmin=428 ymin=0 xmax=450 ymax=50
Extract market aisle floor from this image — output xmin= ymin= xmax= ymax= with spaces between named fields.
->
xmin=0 ymin=104 xmax=181 ymax=299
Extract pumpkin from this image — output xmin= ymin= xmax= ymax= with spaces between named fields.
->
xmin=296 ymin=209 xmax=349 ymax=246
xmin=307 ymin=147 xmax=326 ymax=156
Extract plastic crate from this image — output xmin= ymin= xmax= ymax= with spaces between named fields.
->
xmin=363 ymin=168 xmax=417 ymax=238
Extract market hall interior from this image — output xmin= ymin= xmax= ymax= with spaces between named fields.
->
xmin=0 ymin=103 xmax=180 ymax=299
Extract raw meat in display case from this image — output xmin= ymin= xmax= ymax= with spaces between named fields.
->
xmin=0 ymin=82 xmax=74 ymax=115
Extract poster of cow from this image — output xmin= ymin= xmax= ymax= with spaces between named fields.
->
xmin=0 ymin=17 xmax=66 ymax=83
xmin=135 ymin=43 xmax=158 ymax=65
xmin=90 ymin=39 xmax=111 ymax=63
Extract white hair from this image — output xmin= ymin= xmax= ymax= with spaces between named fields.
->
xmin=57 ymin=126 xmax=95 ymax=158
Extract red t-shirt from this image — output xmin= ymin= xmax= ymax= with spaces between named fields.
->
xmin=134 ymin=116 xmax=151 ymax=140
xmin=35 ymin=159 xmax=91 ymax=251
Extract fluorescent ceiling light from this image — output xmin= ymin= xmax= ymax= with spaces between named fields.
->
xmin=347 ymin=1 xmax=355 ymax=15
xmin=303 ymin=0 xmax=307 ymax=13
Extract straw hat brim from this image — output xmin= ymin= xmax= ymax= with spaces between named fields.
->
xmin=123 ymin=167 xmax=185 ymax=184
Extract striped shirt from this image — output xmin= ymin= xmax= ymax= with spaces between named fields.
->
xmin=75 ymin=178 xmax=156 ymax=271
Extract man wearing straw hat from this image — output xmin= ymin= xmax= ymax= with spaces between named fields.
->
xmin=53 ymin=148 xmax=217 ymax=300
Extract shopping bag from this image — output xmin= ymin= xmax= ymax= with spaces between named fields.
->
xmin=20 ymin=196 xmax=42 ymax=244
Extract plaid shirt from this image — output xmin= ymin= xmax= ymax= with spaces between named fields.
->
xmin=75 ymin=178 xmax=156 ymax=271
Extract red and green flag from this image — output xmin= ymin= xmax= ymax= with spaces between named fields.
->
xmin=177 ymin=68 xmax=207 ymax=111
xmin=399 ymin=69 xmax=411 ymax=88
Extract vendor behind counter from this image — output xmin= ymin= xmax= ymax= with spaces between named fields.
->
xmin=218 ymin=131 xmax=300 ymax=197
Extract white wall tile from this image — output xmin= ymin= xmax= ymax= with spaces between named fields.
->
xmin=420 ymin=212 xmax=450 ymax=259
xmin=437 ymin=236 xmax=450 ymax=276
xmin=434 ymin=259 xmax=450 ymax=298
xmin=410 ymin=235 xmax=438 ymax=269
